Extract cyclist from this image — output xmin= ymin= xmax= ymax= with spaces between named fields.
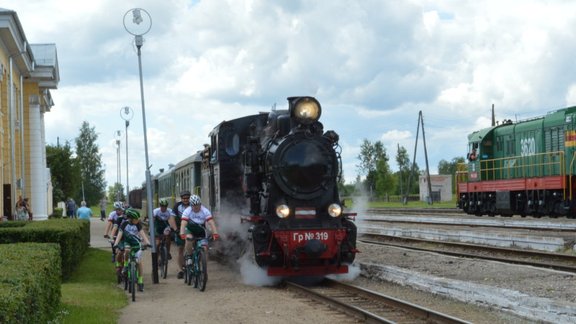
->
xmin=113 ymin=208 xmax=151 ymax=292
xmin=153 ymin=199 xmax=177 ymax=259
xmin=104 ymin=202 xmax=125 ymax=275
xmin=179 ymin=195 xmax=220 ymax=269
xmin=173 ymin=190 xmax=192 ymax=279
xmin=104 ymin=201 xmax=125 ymax=238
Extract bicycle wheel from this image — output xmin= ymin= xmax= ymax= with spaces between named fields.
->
xmin=130 ymin=262 xmax=137 ymax=302
xmin=124 ymin=266 xmax=128 ymax=291
xmin=186 ymin=257 xmax=194 ymax=286
xmin=160 ymin=244 xmax=168 ymax=279
xmin=197 ymin=249 xmax=208 ymax=291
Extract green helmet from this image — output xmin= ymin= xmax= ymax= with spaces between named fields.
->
xmin=159 ymin=199 xmax=169 ymax=207
xmin=125 ymin=208 xmax=140 ymax=220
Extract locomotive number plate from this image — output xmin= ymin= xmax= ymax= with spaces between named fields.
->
xmin=292 ymin=231 xmax=330 ymax=243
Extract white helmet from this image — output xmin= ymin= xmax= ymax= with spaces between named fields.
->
xmin=190 ymin=195 xmax=201 ymax=206
xmin=113 ymin=201 xmax=124 ymax=210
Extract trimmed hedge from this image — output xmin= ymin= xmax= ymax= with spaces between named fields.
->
xmin=0 ymin=221 xmax=26 ymax=228
xmin=0 ymin=219 xmax=90 ymax=279
xmin=0 ymin=243 xmax=61 ymax=323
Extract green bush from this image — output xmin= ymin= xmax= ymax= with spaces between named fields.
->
xmin=0 ymin=219 xmax=90 ymax=279
xmin=50 ymin=207 xmax=64 ymax=219
xmin=0 ymin=243 xmax=61 ymax=323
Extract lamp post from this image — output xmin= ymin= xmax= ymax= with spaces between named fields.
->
xmin=120 ymin=106 xmax=134 ymax=202
xmin=114 ymin=130 xmax=122 ymax=202
xmin=124 ymin=7 xmax=158 ymax=284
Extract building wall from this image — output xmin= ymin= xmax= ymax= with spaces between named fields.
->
xmin=0 ymin=9 xmax=58 ymax=220
xmin=419 ymin=174 xmax=453 ymax=202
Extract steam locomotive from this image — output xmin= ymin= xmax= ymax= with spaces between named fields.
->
xmin=457 ymin=105 xmax=576 ymax=218
xmin=130 ymin=96 xmax=358 ymax=276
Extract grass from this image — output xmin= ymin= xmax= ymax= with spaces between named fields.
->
xmin=343 ymin=197 xmax=458 ymax=209
xmin=53 ymin=248 xmax=127 ymax=323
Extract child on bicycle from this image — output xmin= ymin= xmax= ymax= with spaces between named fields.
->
xmin=179 ymin=195 xmax=220 ymax=265
xmin=153 ymin=199 xmax=177 ymax=259
xmin=113 ymin=208 xmax=151 ymax=292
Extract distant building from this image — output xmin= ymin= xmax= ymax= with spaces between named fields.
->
xmin=419 ymin=174 xmax=452 ymax=202
xmin=0 ymin=8 xmax=60 ymax=220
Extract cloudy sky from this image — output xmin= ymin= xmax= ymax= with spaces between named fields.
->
xmin=5 ymin=0 xmax=576 ymax=191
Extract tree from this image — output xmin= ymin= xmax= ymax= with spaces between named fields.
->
xmin=46 ymin=142 xmax=81 ymax=204
xmin=395 ymin=145 xmax=420 ymax=196
xmin=75 ymin=121 xmax=106 ymax=205
xmin=438 ymin=157 xmax=466 ymax=175
xmin=357 ymin=139 xmax=390 ymax=197
xmin=107 ymin=183 xmax=126 ymax=202
xmin=395 ymin=145 xmax=410 ymax=195
xmin=375 ymin=158 xmax=395 ymax=198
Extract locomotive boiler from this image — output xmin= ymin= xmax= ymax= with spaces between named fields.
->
xmin=457 ymin=105 xmax=576 ymax=218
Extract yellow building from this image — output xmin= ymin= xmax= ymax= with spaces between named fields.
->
xmin=0 ymin=9 xmax=59 ymax=220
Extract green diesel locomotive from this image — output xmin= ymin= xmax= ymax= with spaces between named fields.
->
xmin=457 ymin=106 xmax=576 ymax=218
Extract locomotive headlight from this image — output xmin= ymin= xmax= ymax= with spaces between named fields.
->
xmin=291 ymin=97 xmax=321 ymax=125
xmin=327 ymin=203 xmax=342 ymax=217
xmin=276 ymin=204 xmax=290 ymax=218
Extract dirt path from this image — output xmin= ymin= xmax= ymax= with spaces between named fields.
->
xmin=89 ymin=218 xmax=353 ymax=324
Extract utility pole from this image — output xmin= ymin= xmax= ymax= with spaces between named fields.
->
xmin=405 ymin=111 xmax=433 ymax=205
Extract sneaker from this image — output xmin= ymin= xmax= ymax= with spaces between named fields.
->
xmin=177 ymin=271 xmax=184 ymax=279
xmin=138 ymin=283 xmax=144 ymax=292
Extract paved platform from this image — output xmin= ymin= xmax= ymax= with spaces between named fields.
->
xmin=89 ymin=217 xmax=111 ymax=249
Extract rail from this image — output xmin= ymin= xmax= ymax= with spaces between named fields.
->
xmin=286 ymin=279 xmax=470 ymax=323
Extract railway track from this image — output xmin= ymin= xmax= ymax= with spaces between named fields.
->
xmin=363 ymin=214 xmax=576 ymax=232
xmin=360 ymin=233 xmax=576 ymax=273
xmin=286 ymin=278 xmax=470 ymax=324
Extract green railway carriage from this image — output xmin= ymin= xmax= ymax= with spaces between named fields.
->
xmin=457 ymin=106 xmax=576 ymax=218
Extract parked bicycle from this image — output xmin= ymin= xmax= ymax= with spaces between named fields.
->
xmin=184 ymin=236 xmax=209 ymax=291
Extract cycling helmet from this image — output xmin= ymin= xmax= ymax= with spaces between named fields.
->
xmin=125 ymin=208 xmax=140 ymax=220
xmin=159 ymin=199 xmax=168 ymax=207
xmin=190 ymin=195 xmax=201 ymax=206
xmin=180 ymin=190 xmax=191 ymax=198
xmin=113 ymin=201 xmax=124 ymax=210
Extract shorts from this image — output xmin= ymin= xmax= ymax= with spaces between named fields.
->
xmin=184 ymin=223 xmax=208 ymax=246
xmin=155 ymin=222 xmax=171 ymax=237
xmin=116 ymin=241 xmax=127 ymax=251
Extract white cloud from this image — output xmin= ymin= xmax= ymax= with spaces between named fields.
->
xmin=3 ymin=0 xmax=576 ymax=190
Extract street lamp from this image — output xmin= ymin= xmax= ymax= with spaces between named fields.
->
xmin=120 ymin=106 xmax=134 ymax=201
xmin=114 ymin=130 xmax=122 ymax=202
xmin=124 ymin=7 xmax=158 ymax=283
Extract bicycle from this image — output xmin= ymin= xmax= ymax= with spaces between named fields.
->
xmin=107 ymin=238 xmax=123 ymax=284
xmin=157 ymin=227 xmax=172 ymax=279
xmin=184 ymin=236 xmax=209 ymax=291
xmin=120 ymin=239 xmax=149 ymax=302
